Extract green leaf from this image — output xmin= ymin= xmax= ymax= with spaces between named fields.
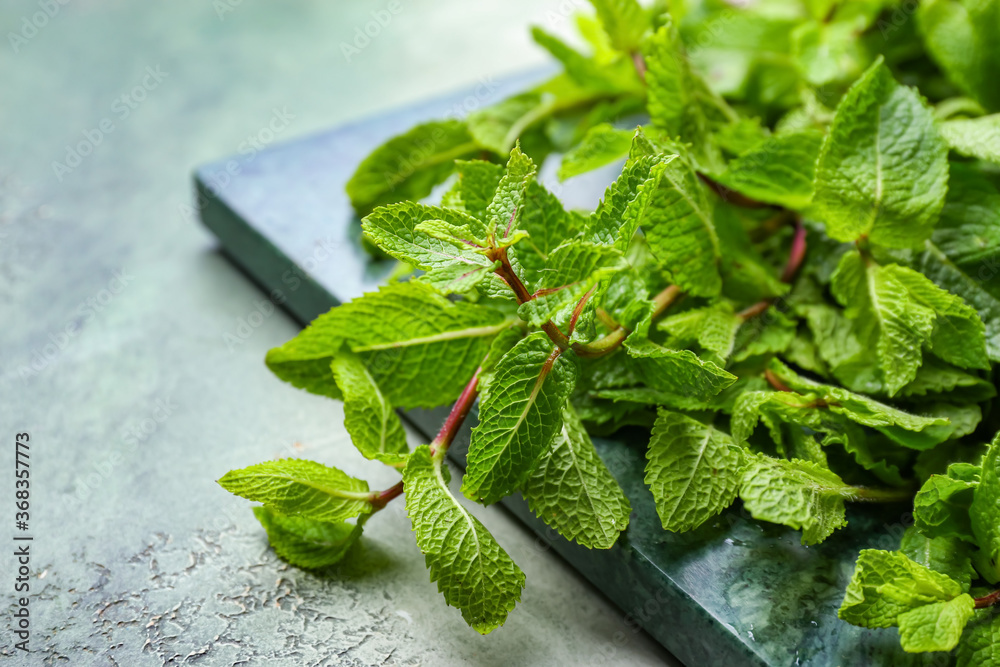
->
xmin=487 ymin=145 xmax=537 ymax=240
xmin=218 ymin=459 xmax=372 ymax=522
xmin=467 ymin=92 xmax=546 ymax=155
xmin=441 ymin=160 xmax=505 ymax=220
xmin=920 ymin=164 xmax=1000 ymax=361
xmin=558 ymin=123 xmax=633 ymax=181
xmin=714 ymin=130 xmax=823 ymax=209
xmin=414 ymin=218 xmax=489 ymax=251
xmin=517 ymin=241 xmax=626 ymax=326
xmin=508 ymin=180 xmax=576 ymax=284
xmin=769 ymin=360 xmax=950 ymax=450
xmin=633 ymin=154 xmax=723 ymax=297
xmin=918 ymin=241 xmax=1000 ymax=363
xmin=463 ymin=333 xmax=579 ymax=504
xmin=252 ymin=506 xmax=362 ymax=570
xmin=901 ymin=526 xmax=975 ymax=591
xmin=971 ymin=433 xmax=1000 ymax=581
xmin=957 ymin=612 xmax=1000 ymax=667
xmin=588 ymin=0 xmax=648 ymax=52
xmin=645 ymin=409 xmax=743 ymax=532
xmin=362 ymin=202 xmax=493 ymax=275
xmin=644 ymin=21 xmax=727 ymax=171
xmin=522 ymin=404 xmax=631 ymax=549
xmin=330 ymin=351 xmax=409 ymax=465
xmin=812 ymin=59 xmax=949 ymax=248
xmin=738 ymin=453 xmax=851 ymax=545
xmin=403 ymin=445 xmax=525 ymax=634
xmin=530 ymin=28 xmax=637 ymax=94
xmin=296 ymin=282 xmax=510 ymax=409
xmin=346 ymin=120 xmax=477 ymax=215
xmin=831 ymin=249 xmax=989 ymax=395
xmin=918 ymin=0 xmax=1000 ymax=112
xmin=586 ymin=152 xmax=662 ymax=249
xmin=931 ymin=163 xmax=1000 ymax=270
xmin=624 ymin=338 xmax=737 ymax=400
xmin=839 ymin=549 xmax=965 ymax=628
xmin=940 ymin=114 xmax=1000 ymax=162
xmin=657 ymin=302 xmax=743 ymax=361
xmin=899 ymin=358 xmax=997 ymax=404
xmin=897 ymin=593 xmax=975 ymax=653
xmin=266 ymin=316 xmax=346 ymax=401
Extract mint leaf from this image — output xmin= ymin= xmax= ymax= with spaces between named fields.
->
xmin=901 ymin=526 xmax=975 ymax=592
xmin=915 ymin=469 xmax=979 ymax=543
xmin=487 ymin=145 xmax=537 ymax=240
xmin=362 ymin=202 xmax=493 ymax=275
xmin=218 ymin=459 xmax=372 ymax=522
xmin=812 ymin=59 xmax=949 ymax=248
xmin=644 ymin=21 xmax=727 ymax=171
xmin=509 ymin=180 xmax=576 ymax=283
xmin=522 ymin=404 xmax=631 ymax=549
xmin=918 ymin=0 xmax=1000 ymax=111
xmin=253 ymin=507 xmax=362 ymax=570
xmin=971 ymin=433 xmax=1000 ymax=581
xmin=713 ymin=130 xmax=824 ymax=209
xmin=831 ymin=249 xmax=989 ymax=394
xmin=624 ymin=338 xmax=737 ymax=400
xmin=589 ymin=0 xmax=648 ymax=52
xmin=531 ymin=28 xmax=637 ymax=94
xmin=441 ymin=160 xmax=505 ymax=220
xmin=517 ymin=241 xmax=626 ymax=326
xmin=323 ymin=281 xmax=510 ymax=409
xmin=645 ymin=409 xmax=743 ymax=532
xmin=839 ymin=549 xmax=965 ymax=628
xmin=931 ymin=163 xmax=1000 ymax=270
xmin=769 ymin=360 xmax=950 ymax=449
xmin=633 ymin=153 xmax=723 ymax=297
xmin=558 ymin=123 xmax=633 ymax=181
xmin=958 ymin=612 xmax=1000 ymax=667
xmin=586 ymin=152 xmax=662 ymax=249
xmin=657 ymin=302 xmax=742 ymax=361
xmin=463 ymin=333 xmax=579 ymax=504
xmin=738 ymin=454 xmax=851 ymax=544
xmin=897 ymin=593 xmax=975 ymax=653
xmin=347 ymin=120 xmax=476 ymax=215
xmin=331 ymin=351 xmax=409 ymax=465
xmin=940 ymin=114 xmax=1000 ymax=162
xmin=467 ymin=92 xmax=545 ymax=155
xmin=266 ymin=317 xmax=346 ymax=401
xmin=404 ymin=445 xmax=524 ymax=634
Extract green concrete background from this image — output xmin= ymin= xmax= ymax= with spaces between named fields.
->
xmin=0 ymin=1 xmax=677 ymax=664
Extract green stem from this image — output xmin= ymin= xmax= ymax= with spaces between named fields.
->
xmin=843 ymin=485 xmax=914 ymax=503
xmin=370 ymin=368 xmax=482 ymax=511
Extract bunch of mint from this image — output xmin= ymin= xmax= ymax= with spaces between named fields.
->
xmin=218 ymin=0 xmax=1000 ymax=657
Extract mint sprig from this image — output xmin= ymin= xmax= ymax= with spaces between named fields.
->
xmin=218 ymin=0 xmax=1000 ymax=653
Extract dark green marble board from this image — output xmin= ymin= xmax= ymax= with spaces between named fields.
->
xmin=195 ymin=72 xmax=931 ymax=667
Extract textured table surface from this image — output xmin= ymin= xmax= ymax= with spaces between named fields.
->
xmin=0 ymin=2 xmax=676 ymax=665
